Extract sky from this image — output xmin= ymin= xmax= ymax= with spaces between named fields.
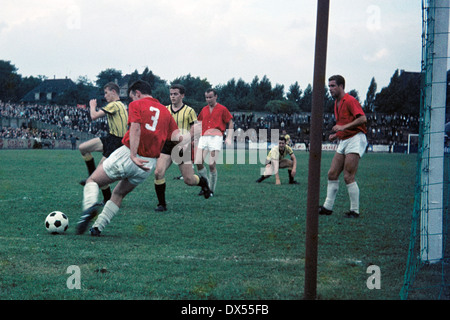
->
xmin=0 ymin=0 xmax=428 ymax=102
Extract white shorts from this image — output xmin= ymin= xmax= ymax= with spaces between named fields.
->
xmin=102 ymin=145 xmax=157 ymax=185
xmin=198 ymin=135 xmax=223 ymax=151
xmin=336 ymin=132 xmax=368 ymax=158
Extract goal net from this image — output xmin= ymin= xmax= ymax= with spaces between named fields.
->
xmin=400 ymin=0 xmax=450 ymax=300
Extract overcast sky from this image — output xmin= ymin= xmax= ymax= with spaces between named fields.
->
xmin=0 ymin=0 xmax=428 ymax=101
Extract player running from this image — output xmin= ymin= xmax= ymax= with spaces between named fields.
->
xmin=153 ymin=84 xmax=212 ymax=212
xmin=76 ymin=80 xmax=210 ymax=236
xmin=194 ymin=89 xmax=234 ymax=196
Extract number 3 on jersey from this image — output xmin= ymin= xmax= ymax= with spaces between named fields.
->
xmin=145 ymin=107 xmax=160 ymax=131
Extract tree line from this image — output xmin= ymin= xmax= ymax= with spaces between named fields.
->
xmin=2 ymin=59 xmax=447 ymax=115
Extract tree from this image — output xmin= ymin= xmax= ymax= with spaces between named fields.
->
xmin=266 ymin=100 xmax=298 ymax=114
xmin=348 ymin=89 xmax=360 ymax=102
xmin=128 ymin=69 xmax=141 ymax=86
xmin=16 ymin=75 xmax=42 ymax=102
xmin=299 ymin=84 xmax=313 ymax=112
xmin=215 ymin=78 xmax=238 ymax=111
xmin=171 ymin=74 xmax=211 ymax=111
xmin=287 ymin=81 xmax=302 ymax=107
xmin=256 ymin=75 xmax=274 ymax=108
xmin=141 ymin=67 xmax=166 ymax=91
xmin=374 ymin=69 xmax=420 ymax=115
xmin=0 ymin=60 xmax=21 ymax=101
xmin=234 ymin=78 xmax=251 ymax=110
xmin=401 ymin=76 xmax=421 ymax=114
xmin=249 ymin=75 xmax=278 ymax=111
xmin=127 ymin=67 xmax=167 ymax=101
xmin=364 ymin=77 xmax=377 ymax=112
xmin=75 ymin=76 xmax=97 ymax=103
xmin=96 ymin=68 xmax=122 ymax=90
xmin=376 ymin=70 xmax=403 ymax=114
xmin=55 ymin=76 xmax=96 ymax=105
xmin=272 ymin=84 xmax=285 ymax=101
xmin=152 ymin=83 xmax=170 ymax=105
xmin=299 ymin=84 xmax=334 ymax=113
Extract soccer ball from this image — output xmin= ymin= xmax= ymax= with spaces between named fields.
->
xmin=45 ymin=211 xmax=69 ymax=234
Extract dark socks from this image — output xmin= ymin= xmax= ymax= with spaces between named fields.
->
xmin=85 ymin=158 xmax=96 ymax=175
xmin=155 ymin=182 xmax=166 ymax=207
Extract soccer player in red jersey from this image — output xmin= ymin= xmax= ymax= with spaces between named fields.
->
xmin=319 ymin=75 xmax=368 ymax=218
xmin=194 ymin=89 xmax=233 ymax=196
xmin=76 ymin=80 xmax=181 ymax=236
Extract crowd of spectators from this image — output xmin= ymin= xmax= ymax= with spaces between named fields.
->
xmin=0 ymin=101 xmax=108 ymax=140
xmin=365 ymin=113 xmax=420 ymax=145
xmin=1 ymin=101 xmax=425 ymax=148
xmin=232 ymin=111 xmax=422 ymax=146
xmin=0 ymin=126 xmax=66 ymax=140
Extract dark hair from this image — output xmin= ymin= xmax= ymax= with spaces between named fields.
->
xmin=328 ymin=75 xmax=345 ymax=89
xmin=128 ymin=80 xmax=152 ymax=96
xmin=104 ymin=82 xmax=120 ymax=95
xmin=205 ymin=88 xmax=218 ymax=96
xmin=279 ymin=136 xmax=286 ymax=142
xmin=170 ymin=84 xmax=186 ymax=95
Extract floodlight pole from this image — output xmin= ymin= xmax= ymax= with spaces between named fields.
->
xmin=304 ymin=0 xmax=329 ymax=300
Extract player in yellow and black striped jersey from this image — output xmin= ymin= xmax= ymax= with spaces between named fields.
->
xmin=167 ymin=101 xmax=197 ymax=135
xmin=78 ymin=82 xmax=128 ymax=203
xmin=256 ymin=136 xmax=299 ymax=185
xmin=102 ymin=100 xmax=128 ymax=138
xmin=153 ymin=84 xmax=212 ymax=212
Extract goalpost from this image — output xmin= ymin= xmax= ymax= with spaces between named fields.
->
xmin=401 ymin=0 xmax=449 ymax=300
xmin=407 ymin=134 xmax=419 ymax=154
xmin=304 ymin=0 xmax=329 ymax=300
xmin=419 ymin=0 xmax=448 ymax=264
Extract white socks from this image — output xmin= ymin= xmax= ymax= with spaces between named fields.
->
xmin=197 ymin=167 xmax=208 ymax=179
xmin=346 ymin=182 xmax=360 ymax=213
xmin=83 ymin=182 xmax=99 ymax=211
xmin=323 ymin=180 xmax=360 ymax=213
xmin=83 ymin=182 xmax=120 ymax=233
xmin=93 ymin=200 xmax=120 ymax=232
xmin=323 ymin=180 xmax=339 ymax=211
xmin=210 ymin=171 xmax=217 ymax=193
xmin=198 ymin=167 xmax=217 ymax=193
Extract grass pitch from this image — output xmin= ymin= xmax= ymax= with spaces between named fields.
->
xmin=0 ymin=149 xmax=416 ymax=300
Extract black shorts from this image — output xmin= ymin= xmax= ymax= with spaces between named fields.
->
xmin=100 ymin=134 xmax=123 ymax=158
xmin=161 ymin=140 xmax=194 ymax=164
xmin=161 ymin=140 xmax=178 ymax=155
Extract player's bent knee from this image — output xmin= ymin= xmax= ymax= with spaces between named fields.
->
xmin=183 ymin=176 xmax=196 ymax=186
xmin=154 ymin=169 xmax=165 ymax=180
xmin=79 ymin=143 xmax=88 ymax=155
xmin=327 ymin=171 xmax=339 ymax=181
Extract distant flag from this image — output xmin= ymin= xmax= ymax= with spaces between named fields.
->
xmin=77 ymin=104 xmax=86 ymax=109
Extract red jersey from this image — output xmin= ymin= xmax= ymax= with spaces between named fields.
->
xmin=197 ymin=103 xmax=233 ymax=136
xmin=334 ymin=93 xmax=367 ymax=140
xmin=122 ymin=97 xmax=179 ymax=158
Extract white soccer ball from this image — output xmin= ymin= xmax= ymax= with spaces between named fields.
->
xmin=45 ymin=211 xmax=69 ymax=234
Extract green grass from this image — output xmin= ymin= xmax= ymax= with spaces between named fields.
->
xmin=0 ymin=149 xmax=417 ymax=300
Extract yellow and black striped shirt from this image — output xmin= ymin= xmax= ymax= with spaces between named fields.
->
xmin=267 ymin=145 xmax=294 ymax=161
xmin=166 ymin=104 xmax=197 ymax=134
xmin=102 ymin=101 xmax=128 ymax=138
